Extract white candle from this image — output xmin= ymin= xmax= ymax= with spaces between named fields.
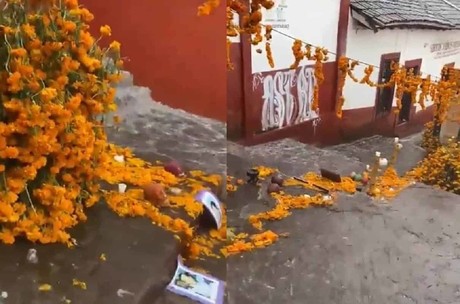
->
xmin=114 ymin=155 xmax=125 ymax=163
xmin=379 ymin=158 xmax=388 ymax=167
xmin=118 ymin=183 xmax=127 ymax=193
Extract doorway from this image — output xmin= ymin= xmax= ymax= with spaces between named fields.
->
xmin=375 ymin=53 xmax=401 ymax=118
xmin=398 ymin=59 xmax=422 ymax=124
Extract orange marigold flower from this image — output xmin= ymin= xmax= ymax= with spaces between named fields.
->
xmin=109 ymin=41 xmax=121 ymax=52
xmin=6 ymin=72 xmax=22 ymax=93
xmin=10 ymin=48 xmax=27 ymax=57
xmin=100 ymin=25 xmax=112 ymax=37
xmin=62 ymin=20 xmax=77 ymax=32
xmin=1 ymin=146 xmax=19 ymax=158
xmin=65 ymin=0 xmax=79 ymax=9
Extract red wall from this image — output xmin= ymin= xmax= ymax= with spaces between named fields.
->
xmin=227 ymin=42 xmax=244 ymax=140
xmin=81 ymin=0 xmax=226 ymax=121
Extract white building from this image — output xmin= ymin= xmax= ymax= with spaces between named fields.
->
xmin=229 ymin=0 xmax=460 ymax=144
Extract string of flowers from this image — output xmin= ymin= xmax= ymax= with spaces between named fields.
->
xmin=202 ymin=0 xmax=460 ymax=122
xmin=201 ymin=0 xmax=275 ymax=70
xmin=336 ymin=56 xmax=349 ymax=118
xmin=335 ymin=55 xmax=458 ymax=120
xmin=264 ymin=25 xmax=274 ymax=68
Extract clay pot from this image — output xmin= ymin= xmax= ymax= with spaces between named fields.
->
xmin=271 ymin=174 xmax=284 ymax=186
xmin=267 ymin=183 xmax=281 ymax=194
xmin=143 ymin=183 xmax=167 ymax=206
xmin=164 ymin=160 xmax=183 ymax=176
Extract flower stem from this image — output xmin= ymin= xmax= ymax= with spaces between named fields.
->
xmin=25 ymin=184 xmax=37 ymax=214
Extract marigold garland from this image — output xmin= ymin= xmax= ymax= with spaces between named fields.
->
xmin=312 ymin=48 xmax=327 ymax=111
xmin=220 ymin=0 xmax=274 ymax=69
xmin=205 ymin=2 xmax=460 ymax=128
xmin=336 ymin=56 xmax=349 ymax=118
xmin=264 ymin=25 xmax=274 ymax=68
xmin=226 ymin=38 xmax=234 ymax=70
xmin=335 ymin=55 xmax=460 ymax=123
xmin=289 ymin=39 xmax=304 ymax=70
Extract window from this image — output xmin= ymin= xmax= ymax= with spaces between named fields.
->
xmin=375 ymin=53 xmax=400 ymax=117
xmin=442 ymin=63 xmax=455 ymax=81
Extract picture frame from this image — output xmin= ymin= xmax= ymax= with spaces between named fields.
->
xmin=167 ymin=256 xmax=225 ymax=304
xmin=194 ymin=190 xmax=223 ymax=229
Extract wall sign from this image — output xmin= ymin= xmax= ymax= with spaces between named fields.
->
xmin=262 ymin=0 xmax=289 ymax=31
xmin=430 ymin=41 xmax=460 ymax=59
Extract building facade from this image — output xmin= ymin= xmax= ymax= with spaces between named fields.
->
xmin=228 ymin=0 xmax=460 ymax=145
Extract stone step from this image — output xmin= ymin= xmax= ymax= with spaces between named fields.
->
xmin=228 ymin=139 xmax=366 ymax=178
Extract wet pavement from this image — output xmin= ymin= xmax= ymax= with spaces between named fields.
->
xmin=2 ymin=78 xmax=460 ymax=304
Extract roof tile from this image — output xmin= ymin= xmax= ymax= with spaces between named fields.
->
xmin=351 ymin=0 xmax=460 ymax=29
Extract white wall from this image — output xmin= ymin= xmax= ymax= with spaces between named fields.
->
xmin=251 ymin=0 xmax=340 ymax=73
xmin=343 ymin=18 xmax=460 ymax=110
xmin=228 ymin=11 xmax=240 ymax=43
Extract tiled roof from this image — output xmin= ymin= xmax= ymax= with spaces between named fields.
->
xmin=350 ymin=0 xmax=460 ymax=29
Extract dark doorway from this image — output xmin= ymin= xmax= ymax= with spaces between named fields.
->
xmin=398 ymin=59 xmax=422 ymax=124
xmin=375 ymin=53 xmax=400 ymax=118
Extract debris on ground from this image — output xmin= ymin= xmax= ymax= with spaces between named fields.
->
xmin=72 ymin=279 xmax=87 ymax=290
xmin=116 ymin=288 xmax=135 ymax=298
xmin=26 ymin=248 xmax=38 ymax=264
xmin=38 ymin=284 xmax=52 ymax=292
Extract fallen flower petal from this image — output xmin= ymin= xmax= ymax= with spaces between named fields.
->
xmin=38 ymin=284 xmax=52 ymax=291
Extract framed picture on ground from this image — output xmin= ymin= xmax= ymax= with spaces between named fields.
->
xmin=167 ymin=256 xmax=225 ymax=304
xmin=195 ymin=190 xmax=223 ymax=229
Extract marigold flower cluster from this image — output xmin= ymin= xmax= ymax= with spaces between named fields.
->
xmin=0 ymin=0 xmax=122 ymax=245
xmin=408 ymin=140 xmax=460 ymax=194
